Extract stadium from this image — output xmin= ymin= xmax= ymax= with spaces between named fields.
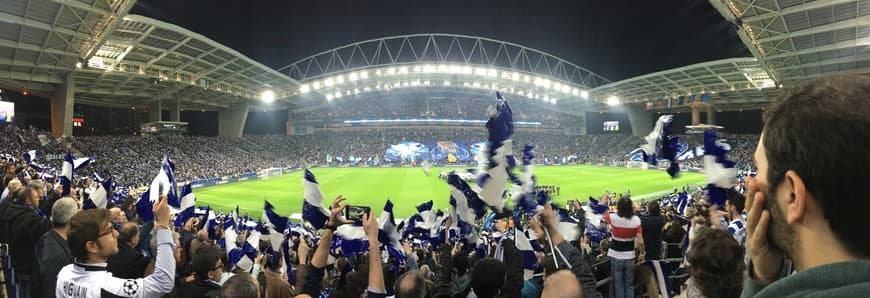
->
xmin=1 ymin=0 xmax=869 ymax=297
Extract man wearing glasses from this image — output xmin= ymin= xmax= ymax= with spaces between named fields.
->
xmin=55 ymin=194 xmax=175 ymax=297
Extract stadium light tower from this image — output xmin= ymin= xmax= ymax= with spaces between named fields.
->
xmin=260 ymin=90 xmax=275 ymax=103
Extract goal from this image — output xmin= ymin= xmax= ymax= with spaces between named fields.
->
xmin=258 ymin=167 xmax=283 ymax=179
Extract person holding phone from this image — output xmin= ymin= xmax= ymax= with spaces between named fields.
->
xmin=743 ymin=75 xmax=870 ymax=297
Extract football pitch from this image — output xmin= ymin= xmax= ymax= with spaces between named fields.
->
xmin=194 ymin=165 xmax=705 ymax=218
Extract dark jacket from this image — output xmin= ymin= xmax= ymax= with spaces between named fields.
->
xmin=107 ymin=241 xmax=151 ymax=279
xmin=31 ymin=229 xmax=73 ymax=298
xmin=0 ymin=204 xmax=50 ymax=276
xmin=555 ymin=239 xmax=603 ymax=298
xmin=178 ymin=278 xmax=222 ymax=298
xmin=435 ymin=238 xmax=523 ymax=298
xmin=301 ymin=264 xmax=326 ymax=297
xmin=640 ymin=215 xmax=665 ymax=260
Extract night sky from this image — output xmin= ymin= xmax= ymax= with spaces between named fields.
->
xmin=130 ymin=0 xmax=749 ymax=82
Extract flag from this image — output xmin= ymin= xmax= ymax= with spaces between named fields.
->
xmin=333 ymin=223 xmax=368 ymax=257
xmin=59 ymin=151 xmax=93 ymax=197
xmin=172 ymin=184 xmax=196 ymax=227
xmin=703 ymin=130 xmax=737 ymax=206
xmin=554 ymin=205 xmax=581 ymax=241
xmin=23 ymin=150 xmax=37 ymax=164
xmin=263 ymin=200 xmax=289 ymax=250
xmin=83 ymin=176 xmax=113 ymax=210
xmin=515 ymin=230 xmax=542 ymax=280
xmin=641 ymin=115 xmax=681 ymax=178
xmin=676 ymin=191 xmax=690 ymax=215
xmin=135 ymin=188 xmax=154 ymax=221
xmin=302 ymin=170 xmax=330 ymax=229
xmin=154 ymin=156 xmax=178 ymax=209
xmin=584 ymin=197 xmax=609 ymax=243
xmin=377 ymin=200 xmax=406 ymax=269
xmin=477 ymin=92 xmax=512 ymax=212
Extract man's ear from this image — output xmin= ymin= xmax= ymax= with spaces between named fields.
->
xmin=783 ymin=170 xmax=808 ymax=225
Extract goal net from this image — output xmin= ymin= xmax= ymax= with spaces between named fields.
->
xmin=258 ymin=167 xmax=283 ymax=179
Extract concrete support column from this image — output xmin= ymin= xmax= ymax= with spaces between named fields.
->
xmin=707 ymin=106 xmax=716 ymax=125
xmin=50 ymin=72 xmax=74 ymax=137
xmin=287 ymin=109 xmax=293 ymax=136
xmin=218 ymin=101 xmax=249 ymax=138
xmin=168 ymin=100 xmax=181 ymax=122
xmin=692 ymin=106 xmax=701 ymax=125
xmin=148 ymin=99 xmax=162 ymax=122
xmin=627 ymin=105 xmax=653 ymax=137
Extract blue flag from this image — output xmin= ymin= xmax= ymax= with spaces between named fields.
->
xmin=477 ymin=92 xmax=513 ymax=211
xmin=302 ymin=170 xmax=330 ymax=229
xmin=641 ymin=115 xmax=681 ymax=178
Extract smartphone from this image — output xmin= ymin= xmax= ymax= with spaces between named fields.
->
xmin=158 ymin=182 xmax=165 ymax=195
xmin=344 ymin=205 xmax=371 ymax=222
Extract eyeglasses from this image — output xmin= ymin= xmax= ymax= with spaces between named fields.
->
xmin=211 ymin=262 xmax=224 ymax=271
xmin=97 ymin=225 xmax=116 ymax=238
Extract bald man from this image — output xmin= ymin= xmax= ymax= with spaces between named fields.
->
xmin=542 ymin=270 xmax=583 ymax=298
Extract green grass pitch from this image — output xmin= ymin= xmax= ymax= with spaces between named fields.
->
xmin=193 ymin=165 xmax=705 ymax=218
xmin=194 ymin=165 xmax=704 ymax=218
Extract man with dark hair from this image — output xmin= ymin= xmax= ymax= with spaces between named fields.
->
xmin=0 ymin=185 xmax=49 ymax=296
xmin=686 ymin=228 xmax=745 ymax=297
xmin=260 ymin=249 xmax=293 ymax=298
xmin=639 ymin=201 xmax=664 ymax=296
xmin=55 ymin=194 xmax=175 ymax=297
xmin=32 ymin=197 xmax=77 ymax=297
xmin=221 ymin=272 xmax=260 ymax=298
xmin=180 ymin=245 xmax=224 ymax=297
xmin=724 ymin=192 xmax=746 ymax=247
xmin=452 ymin=253 xmax=471 ymax=296
xmin=745 ymin=75 xmax=870 ymax=297
xmin=107 ymin=222 xmax=150 ymax=278
xmin=470 ymin=258 xmax=507 ymax=298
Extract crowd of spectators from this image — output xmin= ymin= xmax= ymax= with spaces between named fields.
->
xmin=291 ymin=95 xmax=580 ymax=127
xmin=0 ymin=124 xmax=758 ymax=189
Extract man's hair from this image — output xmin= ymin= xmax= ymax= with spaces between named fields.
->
xmin=221 ymin=272 xmax=259 ymax=298
xmin=13 ymin=186 xmax=33 ymax=204
xmin=762 ymin=75 xmax=870 ymax=257
xmin=395 ymin=270 xmax=427 ymax=298
xmin=541 ymin=255 xmax=557 ymax=277
xmin=725 ymin=192 xmax=745 ymax=214
xmin=687 ymin=228 xmax=745 ymax=298
xmin=50 ymin=197 xmax=78 ymax=227
xmin=117 ymin=222 xmax=139 ymax=245
xmin=616 ymin=196 xmax=634 ymax=219
xmin=192 ymin=245 xmax=223 ymax=280
xmin=68 ymin=209 xmax=113 ymax=260
xmin=646 ymin=201 xmax=661 ymax=216
xmin=470 ymin=258 xmax=505 ymax=298
xmin=454 ymin=253 xmax=470 ymax=276
xmin=28 ymin=179 xmax=44 ymax=191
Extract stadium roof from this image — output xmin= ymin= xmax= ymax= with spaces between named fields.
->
xmin=710 ymin=0 xmax=870 ymax=86
xmin=2 ymin=0 xmax=867 ymax=113
xmin=589 ymin=58 xmax=782 ymax=110
xmin=0 ymin=0 xmax=300 ymax=110
xmin=279 ymin=34 xmax=610 ymax=105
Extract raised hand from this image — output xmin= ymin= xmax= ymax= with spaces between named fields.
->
xmin=326 ymin=195 xmax=353 ymax=228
